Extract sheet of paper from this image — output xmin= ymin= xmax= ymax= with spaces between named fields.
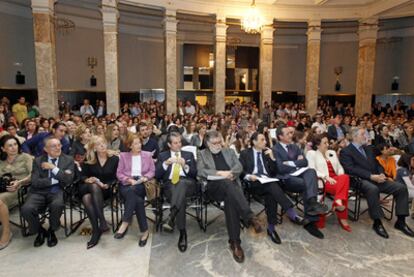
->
xmin=402 ymin=176 xmax=414 ymax=189
xmin=257 ymin=175 xmax=279 ymax=184
xmin=290 ymin=167 xmax=309 ymax=177
xmin=269 ymin=129 xmax=277 ymax=139
xmin=207 ymin=175 xmax=226 ymax=181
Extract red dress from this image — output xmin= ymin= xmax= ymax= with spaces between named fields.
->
xmin=324 ymin=160 xmax=350 ymax=220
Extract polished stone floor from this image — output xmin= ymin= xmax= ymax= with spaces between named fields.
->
xmin=1 ymin=201 xmax=414 ymax=277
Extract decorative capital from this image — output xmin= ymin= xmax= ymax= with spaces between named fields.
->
xmin=260 ymin=25 xmax=274 ymax=43
xmin=31 ymin=0 xmax=56 ymax=14
xmin=307 ymin=19 xmax=322 ymax=41
xmin=164 ymin=10 xmax=178 ymax=34
xmin=358 ymin=17 xmax=379 ymax=41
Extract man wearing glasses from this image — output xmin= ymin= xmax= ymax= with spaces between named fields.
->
xmin=21 ymin=137 xmax=75 ymax=247
xmin=22 ymin=122 xmax=70 ymax=157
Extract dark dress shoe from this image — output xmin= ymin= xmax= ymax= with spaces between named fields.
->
xmin=304 ymin=222 xmax=324 ymax=239
xmin=289 ymin=215 xmax=304 ymax=225
xmin=87 ymin=231 xmax=102 ymax=249
xmin=373 ymin=223 xmax=389 ymax=239
xmin=248 ymin=216 xmax=263 ymax=233
xmin=395 ymin=222 xmax=414 ymax=237
xmin=178 ymin=230 xmax=187 ymax=252
xmin=34 ymin=229 xmax=46 ymax=247
xmin=229 ymin=241 xmax=245 ymax=263
xmin=307 ymin=202 xmax=329 ymax=216
xmin=267 ymin=229 xmax=282 ymax=244
xmin=114 ymin=228 xmax=128 ymax=239
xmin=139 ymin=233 xmax=149 ymax=247
xmin=47 ymin=230 xmax=58 ymax=247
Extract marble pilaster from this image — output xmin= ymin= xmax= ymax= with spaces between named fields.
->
xmin=214 ymin=17 xmax=227 ymax=114
xmin=355 ymin=18 xmax=378 ymax=117
xmin=305 ymin=19 xmax=322 ymax=116
xmin=259 ymin=25 xmax=274 ymax=113
xmin=164 ymin=9 xmax=178 ymax=115
xmin=31 ymin=0 xmax=58 ymax=117
xmin=102 ymin=0 xmax=120 ymax=115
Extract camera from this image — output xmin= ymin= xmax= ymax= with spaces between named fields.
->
xmin=0 ymin=173 xmax=15 ymax=193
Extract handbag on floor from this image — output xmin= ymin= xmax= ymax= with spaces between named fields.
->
xmin=144 ymin=179 xmax=160 ymax=201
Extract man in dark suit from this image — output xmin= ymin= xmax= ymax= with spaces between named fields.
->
xmin=22 ymin=122 xmax=70 ymax=157
xmin=21 ymin=137 xmax=75 ymax=247
xmin=239 ymin=132 xmax=303 ymax=245
xmin=273 ymin=126 xmax=328 ymax=239
xmin=197 ymin=130 xmax=263 ymax=263
xmin=340 ymin=127 xmax=414 ymax=238
xmin=327 ymin=115 xmax=347 ymax=141
xmin=138 ymin=122 xmax=160 ymax=159
xmin=155 ymin=132 xmax=197 ymax=252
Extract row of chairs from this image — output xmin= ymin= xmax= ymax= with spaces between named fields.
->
xmin=9 ymin=173 xmax=395 ymax=238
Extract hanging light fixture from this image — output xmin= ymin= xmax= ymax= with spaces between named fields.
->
xmin=241 ymin=0 xmax=263 ymax=34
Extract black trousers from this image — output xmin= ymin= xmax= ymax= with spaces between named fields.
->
xmin=163 ymin=178 xmax=198 ymax=230
xmin=281 ymin=168 xmax=319 ymax=222
xmin=358 ymin=179 xmax=409 ymax=220
xmin=119 ymin=184 xmax=148 ymax=232
xmin=206 ymin=179 xmax=253 ymax=243
xmin=249 ymin=181 xmax=293 ymax=225
xmin=21 ymin=190 xmax=65 ymax=234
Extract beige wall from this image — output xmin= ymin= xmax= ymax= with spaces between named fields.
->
xmin=1 ymin=12 xmax=414 ymax=97
xmin=319 ymin=40 xmax=359 ymax=95
xmin=0 ymin=13 xmax=36 ymax=88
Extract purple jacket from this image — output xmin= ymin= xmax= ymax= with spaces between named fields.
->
xmin=116 ymin=151 xmax=155 ymax=185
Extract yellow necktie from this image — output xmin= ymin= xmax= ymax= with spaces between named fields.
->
xmin=171 ymin=152 xmax=181 ymax=185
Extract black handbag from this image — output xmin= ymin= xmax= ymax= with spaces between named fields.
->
xmin=0 ymin=173 xmax=14 ymax=193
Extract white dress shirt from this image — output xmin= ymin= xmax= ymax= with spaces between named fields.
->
xmin=163 ymin=151 xmax=189 ymax=180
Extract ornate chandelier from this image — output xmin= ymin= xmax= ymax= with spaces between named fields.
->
xmin=241 ymin=0 xmax=263 ymax=34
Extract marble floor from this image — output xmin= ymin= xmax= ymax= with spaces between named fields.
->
xmin=1 ymin=201 xmax=414 ymax=277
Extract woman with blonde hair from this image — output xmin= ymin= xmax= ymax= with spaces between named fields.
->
xmin=80 ymin=135 xmax=119 ymax=249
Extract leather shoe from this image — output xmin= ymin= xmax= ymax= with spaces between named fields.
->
xmin=87 ymin=231 xmax=102 ymax=249
xmin=307 ymin=202 xmax=329 ymax=216
xmin=114 ymin=228 xmax=128 ymax=239
xmin=395 ymin=222 xmax=414 ymax=237
xmin=248 ymin=216 xmax=263 ymax=233
xmin=304 ymin=222 xmax=324 ymax=239
xmin=267 ymin=228 xmax=282 ymax=244
xmin=178 ymin=230 xmax=187 ymax=252
xmin=229 ymin=241 xmax=245 ymax=263
xmin=47 ymin=230 xmax=58 ymax=247
xmin=34 ymin=228 xmax=46 ymax=247
xmin=139 ymin=232 xmax=149 ymax=247
xmin=373 ymin=223 xmax=389 ymax=239
xmin=289 ymin=215 xmax=304 ymax=225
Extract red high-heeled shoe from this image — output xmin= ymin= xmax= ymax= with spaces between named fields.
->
xmin=338 ymin=218 xmax=352 ymax=232
xmin=332 ymin=201 xmax=346 ymax=212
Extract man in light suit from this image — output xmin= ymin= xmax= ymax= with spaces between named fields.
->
xmin=21 ymin=137 xmax=75 ymax=247
xmin=273 ymin=125 xmax=328 ymax=239
xmin=155 ymin=132 xmax=197 ymax=252
xmin=340 ymin=127 xmax=414 ymax=239
xmin=239 ymin=132 xmax=303 ymax=245
xmin=197 ymin=130 xmax=263 ymax=263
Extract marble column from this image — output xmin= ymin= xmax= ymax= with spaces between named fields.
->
xmin=31 ymin=0 xmax=58 ymax=118
xmin=102 ymin=0 xmax=120 ymax=115
xmin=192 ymin=67 xmax=199 ymax=90
xmin=355 ymin=18 xmax=378 ymax=117
xmin=214 ymin=17 xmax=227 ymax=114
xmin=305 ymin=19 xmax=322 ymax=116
xmin=259 ymin=25 xmax=274 ymax=113
xmin=164 ymin=9 xmax=178 ymax=115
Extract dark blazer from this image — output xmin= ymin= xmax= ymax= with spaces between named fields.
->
xmin=272 ymin=142 xmax=308 ymax=179
xmin=155 ymin=150 xmax=197 ymax=182
xmin=327 ymin=125 xmax=347 ymax=141
xmin=31 ymin=153 xmax=75 ymax=192
xmin=339 ymin=143 xmax=384 ymax=181
xmin=239 ymin=148 xmax=278 ymax=179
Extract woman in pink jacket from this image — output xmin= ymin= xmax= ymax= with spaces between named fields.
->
xmin=115 ymin=134 xmax=155 ymax=247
